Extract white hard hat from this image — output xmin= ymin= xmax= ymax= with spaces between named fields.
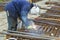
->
xmin=30 ymin=6 xmax=40 ymax=15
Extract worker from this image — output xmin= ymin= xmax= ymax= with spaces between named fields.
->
xmin=4 ymin=0 xmax=39 ymax=31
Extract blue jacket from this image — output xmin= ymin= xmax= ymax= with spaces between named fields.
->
xmin=5 ymin=0 xmax=33 ymax=18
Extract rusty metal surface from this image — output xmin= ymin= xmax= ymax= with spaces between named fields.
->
xmin=34 ymin=5 xmax=60 ymax=37
xmin=45 ymin=2 xmax=60 ymax=6
xmin=0 ymin=30 xmax=59 ymax=40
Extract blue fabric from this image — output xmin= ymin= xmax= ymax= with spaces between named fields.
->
xmin=4 ymin=0 xmax=31 ymax=18
xmin=4 ymin=0 xmax=33 ymax=29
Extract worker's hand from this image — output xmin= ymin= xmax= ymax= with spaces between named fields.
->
xmin=27 ymin=25 xmax=37 ymax=30
xmin=27 ymin=21 xmax=38 ymax=30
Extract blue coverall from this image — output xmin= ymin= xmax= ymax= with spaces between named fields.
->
xmin=4 ymin=0 xmax=33 ymax=31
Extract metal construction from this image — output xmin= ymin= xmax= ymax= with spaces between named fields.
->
xmin=0 ymin=2 xmax=60 ymax=40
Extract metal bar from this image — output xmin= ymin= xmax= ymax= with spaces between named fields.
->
xmin=45 ymin=2 xmax=60 ymax=6
xmin=33 ymin=20 xmax=60 ymax=26
xmin=0 ymin=31 xmax=56 ymax=39
xmin=42 ymin=13 xmax=60 ymax=17
xmin=43 ymin=25 xmax=48 ymax=32
xmin=3 ymin=30 xmax=41 ymax=36
xmin=35 ymin=17 xmax=60 ymax=22
xmin=37 ymin=17 xmax=59 ymax=20
xmin=36 ymin=17 xmax=60 ymax=24
xmin=46 ymin=26 xmax=52 ymax=32
xmin=40 ymin=7 xmax=60 ymax=13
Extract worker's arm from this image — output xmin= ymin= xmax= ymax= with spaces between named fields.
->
xmin=20 ymin=4 xmax=31 ymax=28
xmin=20 ymin=4 xmax=38 ymax=30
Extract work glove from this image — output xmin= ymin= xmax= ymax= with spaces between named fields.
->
xmin=27 ymin=21 xmax=37 ymax=30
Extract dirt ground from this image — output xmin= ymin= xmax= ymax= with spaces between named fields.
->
xmin=0 ymin=11 xmax=8 ymax=40
xmin=0 ymin=11 xmax=8 ymax=32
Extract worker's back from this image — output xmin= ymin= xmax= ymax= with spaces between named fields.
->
xmin=4 ymin=0 xmax=32 ymax=17
xmin=5 ymin=0 xmax=31 ymax=11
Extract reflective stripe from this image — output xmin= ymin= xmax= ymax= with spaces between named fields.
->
xmin=6 ymin=11 xmax=9 ymax=16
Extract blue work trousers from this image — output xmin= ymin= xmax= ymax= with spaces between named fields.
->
xmin=6 ymin=11 xmax=30 ymax=31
